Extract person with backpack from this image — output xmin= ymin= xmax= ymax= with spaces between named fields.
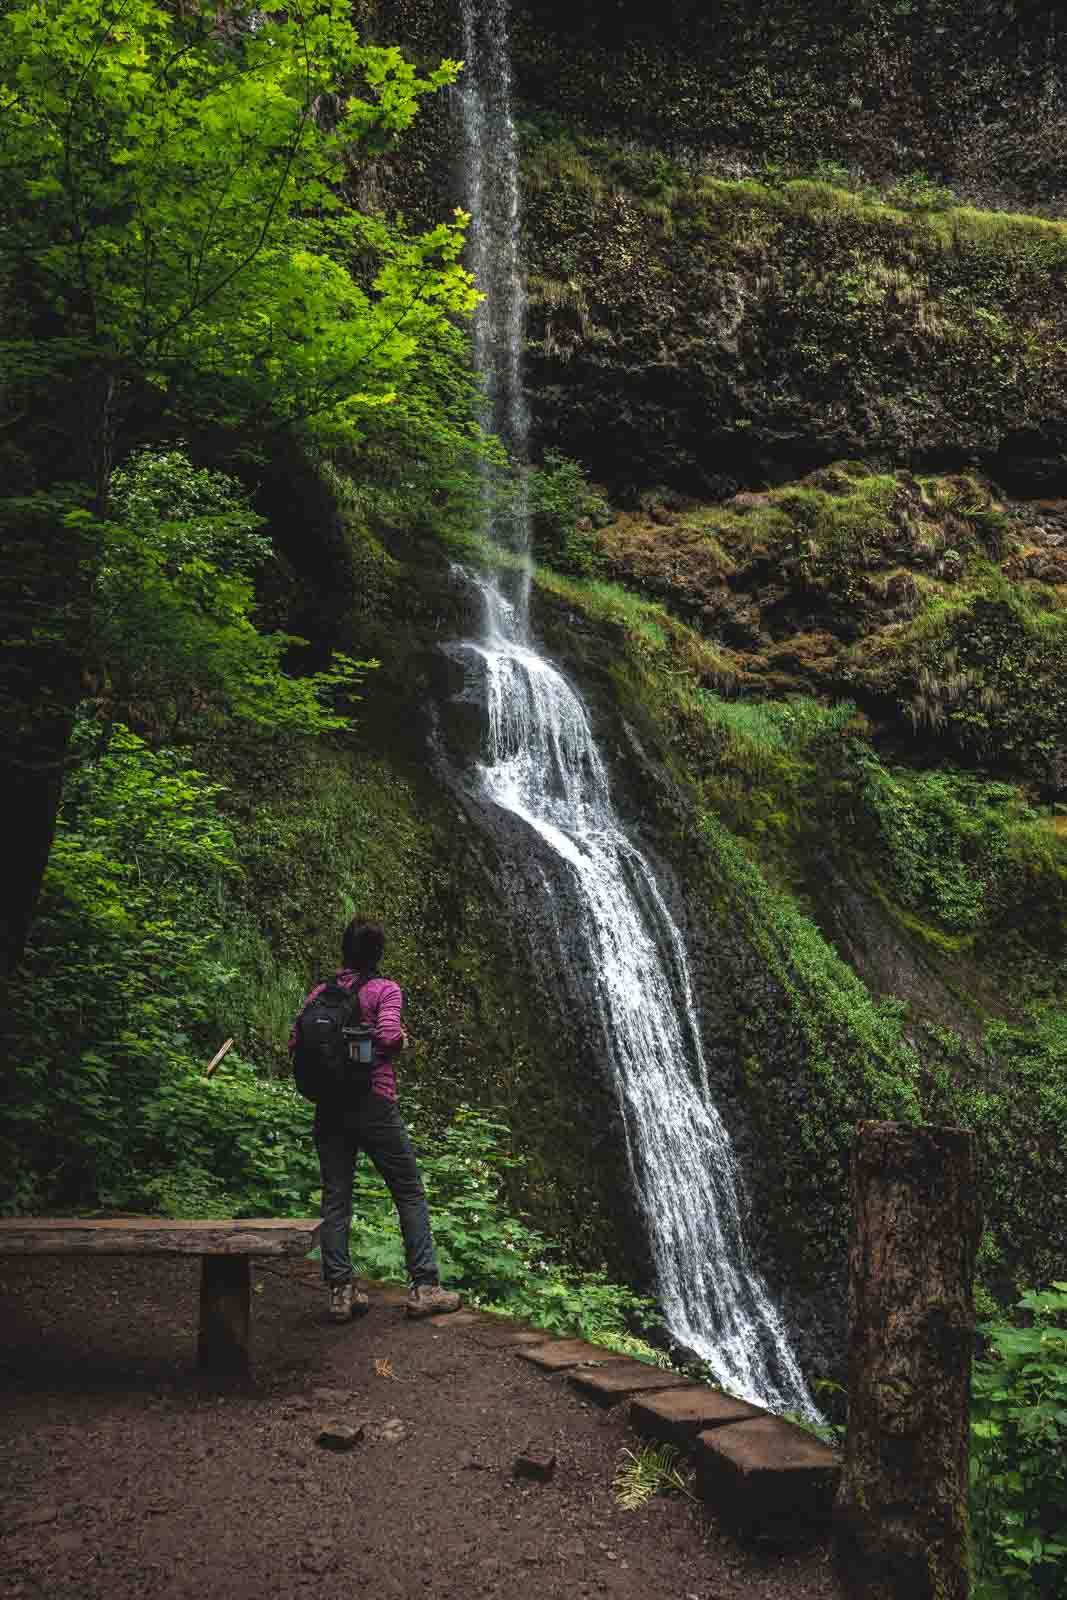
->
xmin=289 ymin=916 xmax=462 ymax=1324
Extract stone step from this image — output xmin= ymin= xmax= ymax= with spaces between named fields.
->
xmin=518 ymin=1339 xmax=631 ymax=1372
xmin=425 ymin=1310 xmax=491 ymax=1327
xmin=630 ymin=1385 xmax=766 ymax=1444
xmin=358 ymin=1282 xmax=409 ymax=1308
xmin=569 ymin=1362 xmax=699 ymax=1407
xmin=692 ymin=1416 xmax=840 ymax=1539
xmin=474 ymin=1325 xmax=548 ymax=1348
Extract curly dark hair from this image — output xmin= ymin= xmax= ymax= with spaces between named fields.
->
xmin=341 ymin=918 xmax=385 ymax=974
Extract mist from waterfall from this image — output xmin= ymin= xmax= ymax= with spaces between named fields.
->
xmin=456 ymin=0 xmax=819 ymax=1419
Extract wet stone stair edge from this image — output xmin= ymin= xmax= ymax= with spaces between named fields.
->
xmin=426 ymin=1304 xmax=841 ymax=1544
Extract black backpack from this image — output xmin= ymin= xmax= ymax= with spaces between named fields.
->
xmin=292 ymin=979 xmax=376 ymax=1103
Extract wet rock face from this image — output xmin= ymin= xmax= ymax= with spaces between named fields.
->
xmin=363 ymin=3 xmax=1067 ymax=500
xmin=369 ymin=1 xmax=1067 ymax=215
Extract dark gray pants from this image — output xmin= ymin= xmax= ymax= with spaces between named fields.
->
xmin=314 ymin=1092 xmax=439 ymax=1288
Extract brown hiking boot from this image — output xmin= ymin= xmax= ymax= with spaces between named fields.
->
xmin=406 ymin=1284 xmax=462 ymax=1319
xmin=327 ymin=1283 xmax=370 ymax=1322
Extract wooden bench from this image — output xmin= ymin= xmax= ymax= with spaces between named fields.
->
xmin=0 ymin=1218 xmax=321 ymax=1374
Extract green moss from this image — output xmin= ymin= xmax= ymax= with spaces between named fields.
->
xmin=850 ymin=578 xmax=1067 ymax=784
xmin=532 ymin=539 xmax=1067 ymax=1302
xmin=520 ymin=128 xmax=1067 ymax=493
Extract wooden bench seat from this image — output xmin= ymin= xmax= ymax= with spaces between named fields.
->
xmin=0 ymin=1217 xmax=321 ymax=1374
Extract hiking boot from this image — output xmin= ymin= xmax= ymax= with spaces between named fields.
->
xmin=406 ymin=1284 xmax=462 ymax=1319
xmin=327 ymin=1283 xmax=370 ymax=1322
xmin=328 ymin=1282 xmax=353 ymax=1322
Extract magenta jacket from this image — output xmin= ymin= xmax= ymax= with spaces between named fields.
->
xmin=289 ymin=969 xmax=403 ymax=1101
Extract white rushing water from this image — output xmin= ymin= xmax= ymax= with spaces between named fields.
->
xmin=458 ymin=0 xmax=533 ymax=619
xmin=457 ymin=0 xmax=819 ymax=1418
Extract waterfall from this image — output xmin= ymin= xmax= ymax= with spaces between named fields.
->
xmin=456 ymin=0 xmax=819 ymax=1420
xmin=458 ymin=0 xmax=532 ymax=620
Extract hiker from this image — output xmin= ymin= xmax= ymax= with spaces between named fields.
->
xmin=290 ymin=917 xmax=462 ymax=1324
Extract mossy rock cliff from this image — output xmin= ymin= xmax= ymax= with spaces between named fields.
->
xmin=521 ymin=464 xmax=1067 ymax=1321
xmin=522 ymin=139 xmax=1067 ymax=495
xmin=361 ymin=3 xmax=1067 ymax=497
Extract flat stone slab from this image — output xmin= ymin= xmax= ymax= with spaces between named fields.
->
xmin=364 ymin=1285 xmax=409 ymax=1307
xmin=0 ymin=1218 xmax=321 ymax=1256
xmin=568 ymin=1362 xmax=696 ymax=1406
xmin=518 ymin=1339 xmax=631 ymax=1371
xmin=693 ymin=1417 xmax=840 ymax=1535
xmin=426 ymin=1311 xmax=490 ymax=1328
xmin=475 ymin=1326 xmax=548 ymax=1348
xmin=630 ymin=1386 xmax=766 ymax=1444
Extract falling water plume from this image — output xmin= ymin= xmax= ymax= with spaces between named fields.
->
xmin=455 ymin=0 xmax=819 ymax=1419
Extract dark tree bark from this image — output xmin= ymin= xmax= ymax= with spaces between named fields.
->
xmin=834 ymin=1121 xmax=980 ymax=1600
xmin=0 ymin=495 xmax=95 ymax=979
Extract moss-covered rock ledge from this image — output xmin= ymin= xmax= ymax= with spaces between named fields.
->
xmin=522 ymin=133 xmax=1067 ymax=495
xmin=529 ymin=516 xmax=1067 ymax=1332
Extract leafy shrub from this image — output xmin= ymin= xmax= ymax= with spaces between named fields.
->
xmin=0 ymin=719 xmax=323 ymax=1216
xmin=528 ymin=450 xmax=611 ymax=576
xmin=95 ymin=447 xmax=372 ymax=744
xmin=859 ymin=764 xmax=1027 ymax=933
xmin=109 ymin=446 xmax=273 ymax=576
xmin=862 ymin=583 xmax=1067 ymax=790
xmin=884 ymin=170 xmax=958 ymax=212
xmin=971 ymin=1284 xmax=1067 ymax=1599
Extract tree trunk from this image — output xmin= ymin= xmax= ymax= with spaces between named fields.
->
xmin=0 ymin=495 xmax=95 ymax=978
xmin=834 ymin=1121 xmax=979 ymax=1600
xmin=0 ymin=366 xmax=120 ymax=978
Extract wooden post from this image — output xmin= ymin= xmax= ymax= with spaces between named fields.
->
xmin=834 ymin=1121 xmax=979 ymax=1600
xmin=204 ymin=1038 xmax=234 ymax=1078
xmin=197 ymin=1255 xmax=251 ymax=1374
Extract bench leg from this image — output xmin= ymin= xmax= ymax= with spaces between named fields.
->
xmin=198 ymin=1255 xmax=250 ymax=1373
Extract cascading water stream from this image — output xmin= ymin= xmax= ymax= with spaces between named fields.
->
xmin=458 ymin=0 xmax=532 ymax=621
xmin=456 ymin=0 xmax=819 ymax=1419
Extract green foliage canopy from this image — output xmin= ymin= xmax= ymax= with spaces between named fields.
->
xmin=93 ymin=446 xmax=372 ymax=742
xmin=0 ymin=0 xmax=477 ymax=466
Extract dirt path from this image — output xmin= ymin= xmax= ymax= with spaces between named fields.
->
xmin=0 ymin=1257 xmax=844 ymax=1600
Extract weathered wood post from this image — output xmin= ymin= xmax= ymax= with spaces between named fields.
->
xmin=834 ymin=1121 xmax=979 ymax=1600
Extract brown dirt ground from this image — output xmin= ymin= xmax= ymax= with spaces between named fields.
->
xmin=0 ymin=1256 xmax=844 ymax=1600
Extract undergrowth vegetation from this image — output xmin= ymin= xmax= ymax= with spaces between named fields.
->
xmin=344 ymin=1107 xmax=662 ymax=1351
xmin=971 ymin=1284 xmax=1067 ymax=1599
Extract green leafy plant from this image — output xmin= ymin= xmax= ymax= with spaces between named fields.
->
xmin=884 ymin=170 xmax=957 ymax=212
xmin=0 ymin=0 xmax=474 ymax=486
xmin=109 ymin=447 xmax=273 ymax=577
xmin=93 ymin=447 xmax=375 ymax=743
xmin=970 ymin=1284 xmax=1067 ymax=1599
xmin=0 ymin=716 xmax=322 ymax=1218
xmin=858 ymin=763 xmax=1026 ymax=934
xmin=528 ymin=450 xmax=611 ymax=576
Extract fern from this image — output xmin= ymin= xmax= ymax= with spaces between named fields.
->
xmin=612 ymin=1444 xmax=695 ymax=1510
